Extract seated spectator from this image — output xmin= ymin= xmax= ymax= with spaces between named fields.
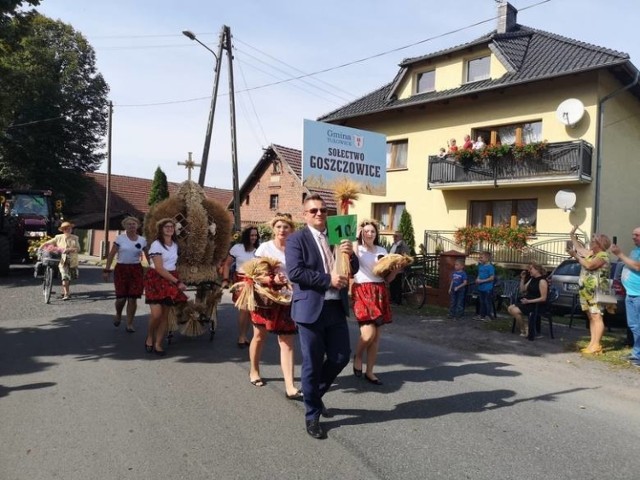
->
xmin=447 ymin=138 xmax=458 ymax=154
xmin=473 ymin=136 xmax=486 ymax=150
xmin=462 ymin=135 xmax=473 ymax=150
xmin=507 ymin=262 xmax=548 ymax=337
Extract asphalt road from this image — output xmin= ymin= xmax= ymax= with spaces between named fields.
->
xmin=1 ymin=263 xmax=639 ymax=480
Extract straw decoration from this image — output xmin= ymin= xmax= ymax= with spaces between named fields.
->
xmin=372 ymin=253 xmax=414 ymax=278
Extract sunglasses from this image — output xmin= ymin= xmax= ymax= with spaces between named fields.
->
xmin=305 ymin=208 xmax=327 ymax=215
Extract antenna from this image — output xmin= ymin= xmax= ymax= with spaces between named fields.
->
xmin=556 ymin=98 xmax=585 ymax=128
xmin=554 ymin=189 xmax=577 ymax=212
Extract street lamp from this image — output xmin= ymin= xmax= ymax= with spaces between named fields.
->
xmin=182 ymin=30 xmax=221 ymax=189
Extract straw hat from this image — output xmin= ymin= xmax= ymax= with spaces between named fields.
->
xmin=58 ymin=221 xmax=74 ymax=231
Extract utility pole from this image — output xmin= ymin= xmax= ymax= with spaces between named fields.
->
xmin=183 ymin=26 xmax=241 ymax=232
xmin=223 ymin=25 xmax=241 ymax=233
xmin=102 ymin=101 xmax=113 ymax=260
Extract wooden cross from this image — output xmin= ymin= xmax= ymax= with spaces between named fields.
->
xmin=177 ymin=152 xmax=201 ymax=181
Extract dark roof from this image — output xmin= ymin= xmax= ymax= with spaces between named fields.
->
xmin=72 ymin=172 xmax=232 ymax=227
xmin=237 ymin=144 xmax=336 ymax=210
xmin=319 ymin=24 xmax=636 ymax=122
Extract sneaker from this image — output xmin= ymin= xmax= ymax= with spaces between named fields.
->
xmin=62 ymin=295 xmax=70 ymax=301
xmin=473 ymin=315 xmax=483 ymax=320
xmin=630 ymin=359 xmax=640 ymax=368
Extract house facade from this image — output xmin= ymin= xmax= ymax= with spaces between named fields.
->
xmin=319 ymin=2 xmax=640 ymax=264
xmin=236 ymin=144 xmax=336 ymax=227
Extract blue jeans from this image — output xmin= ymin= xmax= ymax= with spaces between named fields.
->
xmin=626 ymin=295 xmax=640 ymax=360
xmin=478 ymin=290 xmax=493 ymax=318
xmin=449 ymin=289 xmax=465 ymax=317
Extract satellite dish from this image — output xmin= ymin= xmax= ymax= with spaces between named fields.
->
xmin=556 ymin=98 xmax=585 ymax=128
xmin=555 ymin=189 xmax=577 ymax=212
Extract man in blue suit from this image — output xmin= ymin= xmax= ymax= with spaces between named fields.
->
xmin=286 ymin=194 xmax=359 ymax=439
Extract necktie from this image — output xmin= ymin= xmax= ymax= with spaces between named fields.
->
xmin=319 ymin=233 xmax=335 ymax=273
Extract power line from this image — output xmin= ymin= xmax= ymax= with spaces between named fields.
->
xmin=233 ymin=37 xmax=356 ymax=99
xmin=6 ymin=116 xmax=66 ymax=128
xmin=113 ymin=0 xmax=551 ymax=107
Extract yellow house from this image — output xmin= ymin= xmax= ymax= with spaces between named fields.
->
xmin=319 ymin=2 xmax=640 ymax=265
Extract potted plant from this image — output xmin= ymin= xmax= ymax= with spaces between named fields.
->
xmin=453 ymin=225 xmax=535 ymax=252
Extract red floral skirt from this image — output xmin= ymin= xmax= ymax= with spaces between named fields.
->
xmin=251 ymin=301 xmax=297 ymax=335
xmin=114 ymin=263 xmax=144 ymax=298
xmin=352 ymin=282 xmax=392 ymax=325
xmin=144 ymin=268 xmax=188 ymax=305
xmin=231 ymin=272 xmax=245 ymax=303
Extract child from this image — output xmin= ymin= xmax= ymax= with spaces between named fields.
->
xmin=474 ymin=251 xmax=495 ymax=321
xmin=448 ymin=260 xmax=468 ymax=319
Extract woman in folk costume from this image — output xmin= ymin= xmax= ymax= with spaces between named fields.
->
xmin=143 ymin=218 xmax=188 ymax=356
xmin=221 ymin=226 xmax=259 ymax=348
xmin=351 ymin=220 xmax=402 ymax=386
xmin=103 ymin=216 xmax=149 ymax=332
xmin=241 ymin=213 xmax=301 ymax=398
xmin=41 ymin=221 xmax=80 ymax=300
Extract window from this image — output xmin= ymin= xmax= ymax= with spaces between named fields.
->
xmin=416 ymin=70 xmax=435 ymax=94
xmin=466 ymin=56 xmax=490 ymax=83
xmin=386 ymin=140 xmax=408 ymax=169
xmin=469 ymin=199 xmax=537 ymax=228
xmin=373 ymin=203 xmax=405 ymax=232
xmin=474 ymin=121 xmax=542 ymax=146
xmin=246 ymin=194 xmax=250 ymax=206
xmin=272 ymin=160 xmax=282 ymax=174
xmin=302 ymin=192 xmax=307 ymax=203
xmin=269 ymin=194 xmax=279 ymax=210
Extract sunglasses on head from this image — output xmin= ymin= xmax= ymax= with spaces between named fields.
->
xmin=305 ymin=208 xmax=327 ymax=215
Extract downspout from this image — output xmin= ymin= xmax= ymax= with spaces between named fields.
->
xmin=593 ymin=68 xmax=639 ymax=233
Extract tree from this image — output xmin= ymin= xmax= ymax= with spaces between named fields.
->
xmin=0 ymin=0 xmax=40 ymax=23
xmin=148 ymin=167 xmax=169 ymax=206
xmin=0 ymin=12 xmax=109 ymax=205
xmin=398 ymin=209 xmax=417 ymax=256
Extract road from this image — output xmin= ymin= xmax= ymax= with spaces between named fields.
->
xmin=1 ymin=263 xmax=639 ymax=480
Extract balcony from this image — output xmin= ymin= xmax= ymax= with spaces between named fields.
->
xmin=422 ymin=230 xmax=586 ymax=269
xmin=427 ymin=140 xmax=593 ymax=189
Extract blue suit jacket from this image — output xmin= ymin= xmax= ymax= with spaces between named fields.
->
xmin=285 ymin=227 xmax=359 ymax=324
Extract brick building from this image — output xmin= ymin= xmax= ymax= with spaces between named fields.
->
xmin=236 ymin=144 xmax=336 ymax=226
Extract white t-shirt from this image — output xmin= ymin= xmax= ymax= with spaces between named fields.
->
xmin=229 ymin=243 xmax=256 ymax=274
xmin=255 ymin=241 xmax=286 ymax=271
xmin=353 ymin=244 xmax=387 ymax=284
xmin=115 ymin=233 xmax=147 ymax=264
xmin=148 ymin=240 xmax=179 ymax=271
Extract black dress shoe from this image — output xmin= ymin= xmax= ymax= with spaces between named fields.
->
xmin=364 ymin=374 xmax=383 ymax=386
xmin=305 ymin=419 xmax=326 ymax=440
xmin=320 ymin=400 xmax=333 ymax=418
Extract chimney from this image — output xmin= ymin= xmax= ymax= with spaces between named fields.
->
xmin=496 ymin=1 xmax=518 ymax=33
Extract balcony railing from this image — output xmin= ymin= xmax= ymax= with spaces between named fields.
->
xmin=427 ymin=140 xmax=593 ymax=189
xmin=422 ymin=230 xmax=589 ymax=268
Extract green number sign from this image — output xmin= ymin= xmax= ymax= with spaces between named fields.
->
xmin=326 ymin=215 xmax=357 ymax=245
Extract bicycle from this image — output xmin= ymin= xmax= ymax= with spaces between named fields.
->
xmin=401 ymin=271 xmax=427 ymax=309
xmin=38 ymin=249 xmax=61 ymax=304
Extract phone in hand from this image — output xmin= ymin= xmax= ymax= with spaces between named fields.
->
xmin=613 ymin=236 xmax=617 ymax=245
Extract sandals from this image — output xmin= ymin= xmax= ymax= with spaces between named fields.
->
xmin=113 ymin=317 xmax=121 ymax=327
xmin=145 ymin=343 xmax=153 ymax=353
xmin=250 ymin=378 xmax=266 ymax=387
xmin=126 ymin=326 xmax=135 ymax=333
xmin=285 ymin=389 xmax=303 ymax=400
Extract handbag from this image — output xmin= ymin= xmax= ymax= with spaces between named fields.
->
xmin=594 ymin=288 xmax=617 ymax=305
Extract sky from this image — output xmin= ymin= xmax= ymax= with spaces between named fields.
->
xmin=34 ymin=0 xmax=640 ymax=191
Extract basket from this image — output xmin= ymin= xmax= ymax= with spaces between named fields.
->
xmin=41 ymin=250 xmax=62 ymax=265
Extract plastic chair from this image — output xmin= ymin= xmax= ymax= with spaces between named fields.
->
xmin=496 ymin=279 xmax=520 ymax=313
xmin=521 ymin=285 xmax=559 ymax=340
